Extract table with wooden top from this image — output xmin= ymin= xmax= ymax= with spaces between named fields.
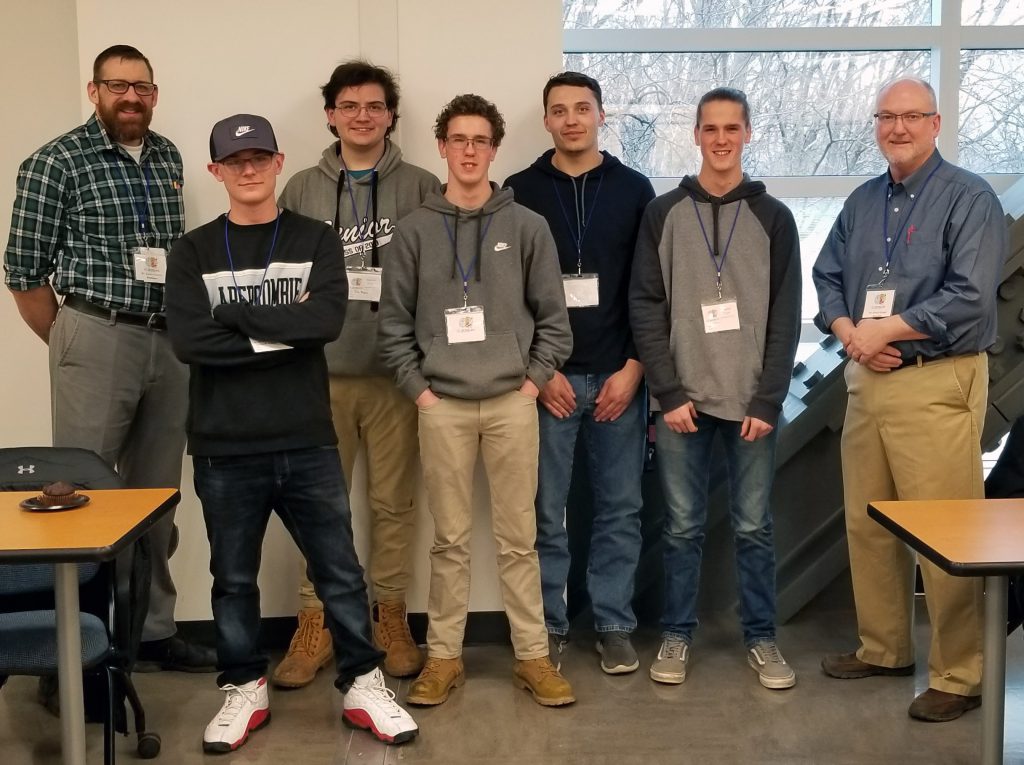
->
xmin=869 ymin=498 xmax=1024 ymax=765
xmin=0 ymin=488 xmax=180 ymax=765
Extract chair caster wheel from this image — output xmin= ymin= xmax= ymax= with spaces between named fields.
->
xmin=137 ymin=731 xmax=161 ymax=758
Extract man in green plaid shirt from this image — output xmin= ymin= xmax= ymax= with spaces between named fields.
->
xmin=3 ymin=44 xmax=214 ymax=671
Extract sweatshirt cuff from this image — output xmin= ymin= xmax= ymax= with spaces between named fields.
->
xmin=656 ymin=388 xmax=689 ymax=413
xmin=746 ymin=398 xmax=781 ymax=427
xmin=526 ymin=363 xmax=555 ymax=391
xmin=399 ymin=374 xmax=430 ymax=402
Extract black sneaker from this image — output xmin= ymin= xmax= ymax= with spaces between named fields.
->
xmin=596 ymin=631 xmax=639 ymax=674
xmin=136 ymin=635 xmax=217 ymax=673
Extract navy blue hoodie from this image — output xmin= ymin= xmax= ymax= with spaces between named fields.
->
xmin=504 ymin=150 xmax=655 ymax=374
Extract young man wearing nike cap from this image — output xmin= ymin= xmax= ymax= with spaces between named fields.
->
xmin=274 ymin=60 xmax=439 ymax=689
xmin=378 ymin=94 xmax=575 ymax=707
xmin=166 ymin=113 xmax=418 ymax=752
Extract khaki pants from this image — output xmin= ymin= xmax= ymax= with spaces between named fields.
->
xmin=418 ymin=390 xmax=547 ymax=660
xmin=842 ymin=354 xmax=986 ymax=695
xmin=299 ymin=376 xmax=418 ymax=608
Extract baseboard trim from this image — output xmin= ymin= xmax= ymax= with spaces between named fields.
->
xmin=176 ymin=611 xmax=512 ymax=651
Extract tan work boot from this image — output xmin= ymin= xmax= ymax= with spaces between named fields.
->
xmin=513 ymin=656 xmax=576 ymax=706
xmin=372 ymin=601 xmax=424 ymax=677
xmin=406 ymin=657 xmax=464 ymax=706
xmin=271 ymin=607 xmax=333 ymax=688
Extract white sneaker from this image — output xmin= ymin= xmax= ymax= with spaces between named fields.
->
xmin=343 ymin=667 xmax=419 ymax=744
xmin=203 ymin=677 xmax=270 ymax=753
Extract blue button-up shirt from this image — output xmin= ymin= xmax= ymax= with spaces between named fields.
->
xmin=812 ymin=150 xmax=1006 ymax=358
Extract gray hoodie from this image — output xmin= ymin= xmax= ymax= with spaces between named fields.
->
xmin=278 ymin=139 xmax=440 ymax=376
xmin=379 ymin=184 xmax=572 ymax=401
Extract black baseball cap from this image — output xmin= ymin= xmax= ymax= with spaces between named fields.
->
xmin=209 ymin=114 xmax=279 ymax=162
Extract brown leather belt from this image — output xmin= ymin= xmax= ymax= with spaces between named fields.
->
xmin=63 ymin=295 xmax=167 ymax=331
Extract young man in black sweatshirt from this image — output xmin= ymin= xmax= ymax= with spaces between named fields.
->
xmin=504 ymin=72 xmax=654 ymax=674
xmin=166 ymin=114 xmax=417 ymax=753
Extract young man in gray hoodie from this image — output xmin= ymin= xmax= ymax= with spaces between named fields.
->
xmin=276 ymin=61 xmax=440 ymax=687
xmin=629 ymin=88 xmax=801 ymax=690
xmin=379 ymin=94 xmax=575 ymax=708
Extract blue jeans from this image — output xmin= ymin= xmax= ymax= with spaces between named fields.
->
xmin=655 ymin=413 xmax=778 ymax=646
xmin=535 ymin=372 xmax=645 ymax=635
xmin=193 ymin=446 xmax=383 ymax=690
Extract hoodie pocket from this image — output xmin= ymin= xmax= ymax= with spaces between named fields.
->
xmin=422 ymin=331 xmax=526 ymax=393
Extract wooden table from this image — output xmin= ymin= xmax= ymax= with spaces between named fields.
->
xmin=869 ymin=499 xmax=1024 ymax=765
xmin=0 ymin=488 xmax=180 ymax=765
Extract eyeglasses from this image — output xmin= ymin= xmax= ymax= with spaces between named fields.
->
xmin=95 ymin=79 xmax=157 ymax=97
xmin=445 ymin=136 xmax=494 ymax=151
xmin=333 ymin=102 xmax=389 ymax=118
xmin=219 ymin=153 xmax=275 ymax=173
xmin=873 ymin=111 xmax=937 ymax=126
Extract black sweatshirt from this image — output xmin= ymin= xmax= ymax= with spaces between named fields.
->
xmin=166 ymin=209 xmax=347 ymax=456
xmin=504 ymin=150 xmax=655 ymax=374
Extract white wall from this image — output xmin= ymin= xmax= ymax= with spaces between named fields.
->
xmin=2 ymin=0 xmax=563 ymax=620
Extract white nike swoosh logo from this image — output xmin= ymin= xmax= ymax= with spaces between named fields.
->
xmin=494 ymin=242 xmax=510 ymax=252
xmin=235 ymin=126 xmax=254 ymax=137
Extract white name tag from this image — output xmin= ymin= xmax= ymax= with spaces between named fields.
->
xmin=132 ymin=247 xmax=167 ymax=283
xmin=347 ymin=267 xmax=383 ymax=302
xmin=701 ymin=298 xmax=740 ymax=333
xmin=562 ymin=274 xmax=599 ymax=308
xmin=444 ymin=306 xmax=486 ymax=344
xmin=862 ymin=287 xmax=896 ymax=319
xmin=249 ymin=338 xmax=292 ymax=353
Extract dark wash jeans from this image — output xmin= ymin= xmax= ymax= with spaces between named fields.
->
xmin=193 ymin=446 xmax=383 ymax=690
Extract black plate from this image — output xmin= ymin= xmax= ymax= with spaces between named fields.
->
xmin=19 ymin=494 xmax=90 ymax=512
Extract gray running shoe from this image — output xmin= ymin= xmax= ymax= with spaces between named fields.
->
xmin=548 ymin=634 xmax=567 ymax=672
xmin=596 ymin=631 xmax=639 ymax=674
xmin=650 ymin=636 xmax=689 ymax=684
xmin=747 ymin=639 xmax=796 ymax=689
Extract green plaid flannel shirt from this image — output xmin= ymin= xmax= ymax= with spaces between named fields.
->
xmin=4 ymin=114 xmax=185 ymax=313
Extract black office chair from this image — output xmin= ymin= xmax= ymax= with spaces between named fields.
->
xmin=0 ymin=446 xmax=161 ymax=762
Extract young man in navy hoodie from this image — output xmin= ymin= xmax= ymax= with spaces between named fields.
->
xmin=166 ymin=114 xmax=417 ymax=752
xmin=504 ymin=72 xmax=654 ymax=674
xmin=629 ymin=88 xmax=801 ymax=690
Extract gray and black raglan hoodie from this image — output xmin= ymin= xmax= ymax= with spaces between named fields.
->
xmin=278 ymin=139 xmax=440 ymax=377
xmin=629 ymin=175 xmax=801 ymax=426
xmin=379 ymin=184 xmax=572 ymax=401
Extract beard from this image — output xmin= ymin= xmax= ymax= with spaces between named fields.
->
xmin=97 ymin=99 xmax=153 ymax=144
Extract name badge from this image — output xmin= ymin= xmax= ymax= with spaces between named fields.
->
xmin=862 ymin=286 xmax=896 ymax=319
xmin=249 ymin=338 xmax=292 ymax=353
xmin=132 ymin=247 xmax=167 ymax=284
xmin=701 ymin=298 xmax=740 ymax=334
xmin=347 ymin=267 xmax=383 ymax=302
xmin=444 ymin=306 xmax=486 ymax=344
xmin=562 ymin=273 xmax=599 ymax=308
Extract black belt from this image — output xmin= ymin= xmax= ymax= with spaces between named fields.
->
xmin=897 ymin=353 xmax=951 ymax=369
xmin=63 ymin=295 xmax=167 ymax=331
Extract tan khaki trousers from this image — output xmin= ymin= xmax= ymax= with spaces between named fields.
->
xmin=299 ymin=375 xmax=419 ymax=608
xmin=842 ymin=353 xmax=986 ymax=695
xmin=417 ymin=390 xmax=548 ymax=660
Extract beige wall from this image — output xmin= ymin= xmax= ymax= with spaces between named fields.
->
xmin=2 ymin=0 xmax=563 ymax=620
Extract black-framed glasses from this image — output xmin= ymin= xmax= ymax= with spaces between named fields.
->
xmin=873 ymin=111 xmax=937 ymax=126
xmin=219 ymin=153 xmax=275 ymax=173
xmin=445 ymin=136 xmax=494 ymax=151
xmin=95 ymin=79 xmax=157 ymax=97
xmin=333 ymin=101 xmax=389 ymax=118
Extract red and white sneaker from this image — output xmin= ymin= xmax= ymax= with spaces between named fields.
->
xmin=343 ymin=668 xmax=418 ymax=744
xmin=203 ymin=677 xmax=270 ymax=753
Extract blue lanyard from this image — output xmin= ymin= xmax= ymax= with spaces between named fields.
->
xmin=692 ymin=197 xmax=742 ymax=300
xmin=879 ymin=159 xmax=942 ymax=283
xmin=552 ymin=174 xmax=603 ymax=274
xmin=442 ymin=212 xmax=494 ymax=306
xmin=222 ymin=210 xmax=282 ymax=305
xmin=115 ymin=159 xmax=152 ymax=243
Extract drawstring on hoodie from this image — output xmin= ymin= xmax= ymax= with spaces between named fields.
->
xmin=552 ymin=173 xmax=604 ymax=275
xmin=442 ymin=209 xmax=494 ymax=308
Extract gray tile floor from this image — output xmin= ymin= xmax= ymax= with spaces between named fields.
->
xmin=3 ymin=602 xmax=1024 ymax=765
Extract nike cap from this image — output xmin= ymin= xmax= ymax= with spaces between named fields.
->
xmin=209 ymin=113 xmax=279 ymax=161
